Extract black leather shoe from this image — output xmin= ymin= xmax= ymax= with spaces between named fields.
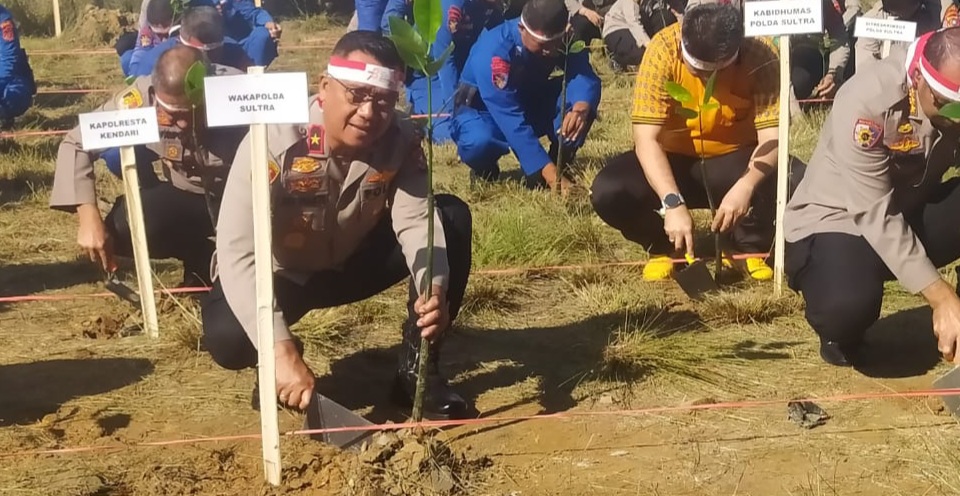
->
xmin=392 ymin=368 xmax=469 ymax=420
xmin=395 ymin=323 xmax=470 ymax=420
xmin=819 ymin=340 xmax=861 ymax=367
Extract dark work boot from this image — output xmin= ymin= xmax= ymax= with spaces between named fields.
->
xmin=819 ymin=339 xmax=862 ymax=367
xmin=393 ymin=322 xmax=470 ymax=420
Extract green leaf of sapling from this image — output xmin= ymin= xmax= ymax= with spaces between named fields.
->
xmin=387 ymin=16 xmax=429 ymax=71
xmin=702 ymin=70 xmax=717 ymax=105
xmin=423 ymin=42 xmax=455 ymax=76
xmin=413 ymin=0 xmax=443 ymax=45
xmin=939 ymin=102 xmax=960 ymax=120
xmin=184 ymin=61 xmax=206 ymax=106
xmin=664 ymin=81 xmax=692 ymax=103
xmin=568 ymin=40 xmax=586 ymax=54
xmin=676 ymin=106 xmax=699 ymax=120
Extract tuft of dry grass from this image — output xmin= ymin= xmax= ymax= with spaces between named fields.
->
xmin=458 ymin=274 xmax=530 ymax=322
xmin=696 ymin=287 xmax=804 ymax=326
xmin=598 ymin=304 xmax=718 ymax=384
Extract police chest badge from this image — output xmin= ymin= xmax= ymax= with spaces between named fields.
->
xmin=290 ymin=178 xmax=323 ymax=193
xmin=853 ymin=119 xmax=882 ymax=149
xmin=291 ymin=157 xmax=320 ymax=174
xmin=164 ymin=142 xmax=183 ymax=161
xmin=491 ymin=57 xmax=510 ymax=90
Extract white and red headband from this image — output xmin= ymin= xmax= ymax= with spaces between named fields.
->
xmin=681 ymin=41 xmax=739 ymax=72
xmin=326 ymin=56 xmax=403 ymax=92
xmin=180 ymin=34 xmax=224 ymax=51
xmin=906 ymin=30 xmax=960 ymax=102
xmin=518 ymin=15 xmax=567 ymax=42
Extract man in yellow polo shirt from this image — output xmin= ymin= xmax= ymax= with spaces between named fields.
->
xmin=590 ymin=0 xmax=790 ymax=282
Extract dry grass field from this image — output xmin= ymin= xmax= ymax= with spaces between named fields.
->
xmin=2 ymin=5 xmax=960 ymax=496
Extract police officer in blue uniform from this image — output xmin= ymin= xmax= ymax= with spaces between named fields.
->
xmin=381 ymin=0 xmax=503 ymax=142
xmin=0 ymin=5 xmax=35 ymax=129
xmin=104 ymin=6 xmax=250 ymax=180
xmin=357 ymin=0 xmax=390 ymax=32
xmin=117 ymin=0 xmax=176 ymax=77
xmin=188 ymin=0 xmax=281 ymax=67
xmin=451 ymin=0 xmax=600 ymax=189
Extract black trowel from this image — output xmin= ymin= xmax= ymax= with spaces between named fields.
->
xmin=674 ymin=253 xmax=719 ymax=301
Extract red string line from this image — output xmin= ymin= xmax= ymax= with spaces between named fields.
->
xmin=0 ymin=253 xmax=770 ymax=304
xmin=2 ymin=387 xmax=958 ymax=459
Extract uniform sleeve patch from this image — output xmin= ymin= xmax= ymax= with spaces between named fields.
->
xmin=447 ymin=5 xmax=462 ymax=33
xmin=945 ymin=4 xmax=959 ymax=28
xmin=118 ymin=88 xmax=144 ymax=109
xmin=853 ymin=118 xmax=883 ymax=149
xmin=491 ymin=56 xmax=510 ymax=90
xmin=268 ymin=159 xmax=280 ymax=184
xmin=1 ymin=20 xmax=14 ymax=42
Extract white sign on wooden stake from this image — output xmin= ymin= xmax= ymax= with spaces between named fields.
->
xmin=854 ymin=17 xmax=918 ymax=43
xmin=741 ymin=0 xmax=821 ymax=295
xmin=744 ymin=0 xmax=823 ymax=37
xmin=78 ymin=107 xmax=160 ymax=150
xmin=205 ymin=67 xmax=309 ymax=486
xmin=79 ymin=106 xmax=161 ymax=336
xmin=119 ymin=146 xmax=160 ymax=338
xmin=203 ymin=72 xmax=309 ymax=127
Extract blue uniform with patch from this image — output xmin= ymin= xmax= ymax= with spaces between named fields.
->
xmin=188 ymin=0 xmax=278 ymax=66
xmin=123 ymin=25 xmax=170 ymax=77
xmin=128 ymin=37 xmax=250 ymax=77
xmin=452 ymin=18 xmax=600 ymax=178
xmin=0 ymin=6 xmax=35 ymax=125
xmin=381 ymin=0 xmax=502 ymax=143
xmin=357 ymin=0 xmax=390 ymax=32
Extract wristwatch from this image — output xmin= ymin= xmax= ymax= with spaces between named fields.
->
xmin=661 ymin=193 xmax=685 ymax=210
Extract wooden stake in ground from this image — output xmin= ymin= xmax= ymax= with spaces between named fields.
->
xmin=743 ymin=0 xmax=823 ymax=297
xmin=52 ymin=0 xmax=62 ymax=37
xmin=773 ymin=35 xmax=790 ymax=297
xmin=119 ymin=146 xmax=160 ymax=337
xmin=202 ymin=67 xmax=310 ymax=486
xmin=246 ymin=65 xmax=282 ymax=486
xmin=77 ymin=107 xmax=161 ymax=335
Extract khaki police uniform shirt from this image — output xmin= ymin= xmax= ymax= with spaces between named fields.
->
xmin=49 ymin=65 xmax=246 ymax=212
xmin=854 ymin=0 xmax=941 ymax=72
xmin=215 ymin=96 xmax=449 ymax=347
xmin=784 ymin=50 xmax=960 ymax=294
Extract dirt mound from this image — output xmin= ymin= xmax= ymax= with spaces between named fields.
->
xmin=282 ymin=430 xmax=492 ymax=495
xmin=79 ymin=308 xmax=137 ymax=339
xmin=68 ymin=5 xmax=137 ymax=47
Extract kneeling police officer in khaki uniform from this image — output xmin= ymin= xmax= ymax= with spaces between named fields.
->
xmin=50 ymin=45 xmax=245 ymax=287
xmin=200 ymin=31 xmax=474 ymax=420
xmin=785 ymin=27 xmax=960 ymax=367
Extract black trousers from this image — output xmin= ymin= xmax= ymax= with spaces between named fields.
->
xmin=200 ymin=194 xmax=473 ymax=371
xmin=791 ymin=43 xmax=825 ymax=100
xmin=786 ymin=178 xmax=960 ymax=346
xmin=569 ymin=13 xmax=602 ymax=47
xmin=591 ymin=148 xmax=806 ymax=255
xmin=604 ymin=29 xmax=646 ymax=68
xmin=105 ymin=181 xmax=217 ymax=283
